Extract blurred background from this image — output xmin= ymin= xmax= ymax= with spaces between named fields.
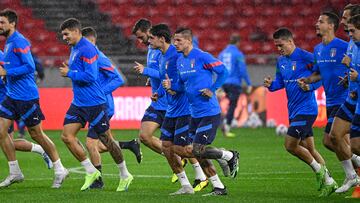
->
xmin=0 ymin=0 xmax=352 ymax=130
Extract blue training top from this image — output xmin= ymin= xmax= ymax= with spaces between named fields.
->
xmin=67 ymin=37 xmax=106 ymax=107
xmin=268 ymin=47 xmax=321 ymax=119
xmin=3 ymin=31 xmax=38 ymax=101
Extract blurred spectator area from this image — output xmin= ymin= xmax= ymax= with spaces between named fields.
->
xmin=0 ymin=0 xmax=352 ymax=86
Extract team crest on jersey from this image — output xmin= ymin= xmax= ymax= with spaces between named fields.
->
xmin=190 ymin=59 xmax=195 ymax=68
xmin=291 ymin=61 xmax=296 ymax=71
xmin=4 ymin=45 xmax=8 ymax=53
xmin=330 ymin=48 xmax=336 ymax=57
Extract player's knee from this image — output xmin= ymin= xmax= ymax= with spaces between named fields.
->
xmin=323 ymin=138 xmax=333 ymax=150
xmin=284 ymin=142 xmax=296 ymax=154
xmin=192 ymin=144 xmax=203 ymax=158
xmin=139 ymin=133 xmax=151 ymax=144
xmin=61 ymin=133 xmax=74 ymax=144
xmin=86 ymin=139 xmax=97 ymax=151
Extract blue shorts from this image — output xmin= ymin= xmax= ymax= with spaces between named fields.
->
xmin=0 ymin=96 xmax=45 ymax=127
xmin=160 ymin=115 xmax=191 ymax=146
xmin=64 ymin=104 xmax=109 ymax=135
xmin=325 ymin=105 xmax=341 ymax=134
xmin=350 ymin=114 xmax=360 ymax=139
xmin=190 ymin=114 xmax=221 ymax=145
xmin=335 ymin=101 xmax=356 ymax=123
xmin=141 ymin=106 xmax=166 ymax=126
xmin=87 ymin=114 xmax=113 ymax=139
xmin=288 ymin=115 xmax=317 ymax=140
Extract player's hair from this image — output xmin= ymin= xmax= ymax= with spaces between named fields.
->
xmin=350 ymin=4 xmax=360 ymax=17
xmin=321 ymin=12 xmax=340 ymax=31
xmin=273 ymin=28 xmax=293 ymax=40
xmin=174 ymin=27 xmax=193 ymax=40
xmin=344 ymin=3 xmax=355 ymax=11
xmin=348 ymin=14 xmax=360 ymax=30
xmin=60 ymin=18 xmax=81 ymax=31
xmin=0 ymin=9 xmax=18 ymax=27
xmin=149 ymin=24 xmax=171 ymax=43
xmin=82 ymin=27 xmax=97 ymax=39
xmin=229 ymin=34 xmax=241 ymax=44
xmin=132 ymin=18 xmax=151 ymax=34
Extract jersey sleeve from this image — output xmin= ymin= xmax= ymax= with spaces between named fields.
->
xmin=67 ymin=48 xmax=98 ymax=83
xmin=268 ymin=62 xmax=284 ymax=91
xmin=6 ymin=40 xmax=35 ymax=76
xmin=143 ymin=67 xmax=160 ymax=79
xmin=100 ymin=65 xmax=124 ymax=95
xmin=202 ymin=52 xmax=228 ymax=92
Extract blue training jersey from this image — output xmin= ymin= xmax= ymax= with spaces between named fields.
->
xmin=351 ymin=41 xmax=360 ymax=114
xmin=156 ymin=44 xmax=190 ymax=118
xmin=3 ymin=31 xmax=38 ymax=101
xmin=172 ymin=48 xmax=228 ymax=118
xmin=67 ymin=37 xmax=106 ymax=107
xmin=268 ymin=47 xmax=321 ymax=119
xmin=142 ymin=46 xmax=167 ymax=111
xmin=313 ymin=38 xmax=348 ymax=107
xmin=347 ymin=39 xmax=359 ymax=105
xmin=96 ymin=47 xmax=124 ymax=116
xmin=0 ymin=51 xmax=6 ymax=101
xmin=218 ymin=44 xmax=251 ymax=86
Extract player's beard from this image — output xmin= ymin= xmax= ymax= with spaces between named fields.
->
xmin=0 ymin=29 xmax=10 ymax=37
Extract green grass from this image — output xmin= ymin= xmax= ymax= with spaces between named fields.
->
xmin=0 ymin=128 xmax=358 ymax=202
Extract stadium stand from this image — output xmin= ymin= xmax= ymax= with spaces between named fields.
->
xmin=0 ymin=0 xmax=352 ymax=86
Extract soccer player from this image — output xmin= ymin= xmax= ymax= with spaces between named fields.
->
xmin=264 ymin=28 xmax=337 ymax=197
xmin=218 ymin=34 xmax=252 ymax=137
xmin=163 ymin=27 xmax=239 ymax=196
xmin=336 ymin=14 xmax=360 ymax=194
xmin=59 ymin=18 xmax=132 ymax=191
xmin=132 ymin=19 xmax=166 ymax=156
xmin=0 ymin=9 xmax=68 ymax=188
xmin=81 ymin=27 xmax=141 ymax=189
xmin=298 ymin=12 xmax=349 ymax=152
xmin=0 ymin=50 xmax=52 ymax=170
xmin=148 ymin=24 xmax=209 ymax=194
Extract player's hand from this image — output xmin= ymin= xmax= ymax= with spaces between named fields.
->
xmin=59 ymin=62 xmax=69 ymax=77
xmin=162 ymin=74 xmax=171 ymax=90
xmin=246 ymin=86 xmax=253 ymax=94
xmin=145 ymin=78 xmax=151 ymax=86
xmin=342 ymin=54 xmax=351 ymax=67
xmin=338 ymin=72 xmax=349 ymax=88
xmin=134 ymin=61 xmax=144 ymax=74
xmin=350 ymin=91 xmax=358 ymax=100
xmin=263 ymin=75 xmax=272 ymax=88
xmin=297 ymin=78 xmax=310 ymax=91
xmin=349 ymin=68 xmax=358 ymax=81
xmin=167 ymin=89 xmax=176 ymax=95
xmin=199 ymin=88 xmax=213 ymax=98
xmin=151 ymin=93 xmax=158 ymax=101
xmin=0 ymin=65 xmax=6 ymax=76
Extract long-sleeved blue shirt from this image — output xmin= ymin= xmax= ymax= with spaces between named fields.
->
xmin=142 ymin=46 xmax=167 ymax=111
xmin=0 ymin=50 xmax=6 ymax=101
xmin=350 ymin=41 xmax=360 ymax=114
xmin=268 ymin=47 xmax=320 ymax=119
xmin=347 ymin=39 xmax=358 ymax=105
xmin=67 ymin=37 xmax=106 ymax=107
xmin=172 ymin=48 xmax=228 ymax=118
xmin=313 ymin=38 xmax=348 ymax=107
xmin=2 ymin=31 xmax=38 ymax=101
xmin=96 ymin=47 xmax=124 ymax=116
xmin=218 ymin=44 xmax=251 ymax=86
xmin=156 ymin=44 xmax=190 ymax=118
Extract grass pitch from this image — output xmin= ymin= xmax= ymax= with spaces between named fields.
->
xmin=0 ymin=128 xmax=358 ymax=202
